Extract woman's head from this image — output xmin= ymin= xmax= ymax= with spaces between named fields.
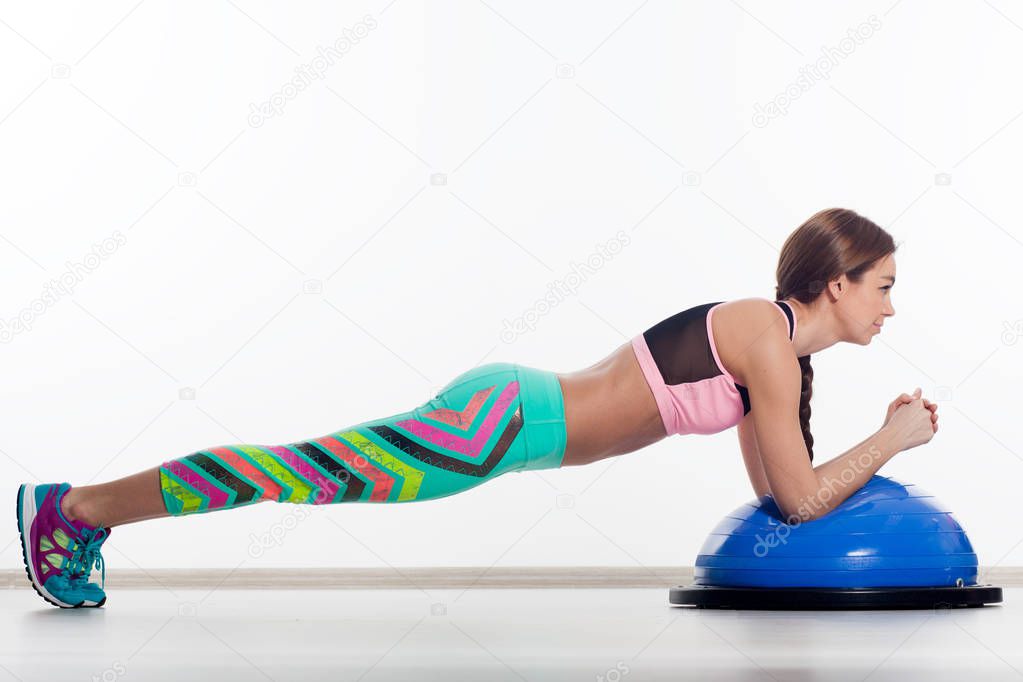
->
xmin=775 ymin=208 xmax=898 ymax=460
xmin=777 ymin=208 xmax=898 ymax=345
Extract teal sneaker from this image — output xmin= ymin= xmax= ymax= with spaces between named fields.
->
xmin=17 ymin=482 xmax=111 ymax=608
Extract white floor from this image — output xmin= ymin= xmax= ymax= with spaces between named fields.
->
xmin=2 ymin=587 xmax=1019 ymax=681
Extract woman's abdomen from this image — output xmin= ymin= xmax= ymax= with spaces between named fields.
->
xmin=558 ymin=343 xmax=667 ymax=466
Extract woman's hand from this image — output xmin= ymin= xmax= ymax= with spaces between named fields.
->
xmin=884 ymin=389 xmax=939 ymax=453
xmin=883 ymin=387 xmax=938 ymax=433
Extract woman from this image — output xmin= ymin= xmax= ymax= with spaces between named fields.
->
xmin=17 ymin=207 xmax=939 ymax=609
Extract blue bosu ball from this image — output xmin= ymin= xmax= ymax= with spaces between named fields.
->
xmin=669 ymin=475 xmax=1003 ymax=609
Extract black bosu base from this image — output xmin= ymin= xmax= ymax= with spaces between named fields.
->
xmin=669 ymin=584 xmax=1003 ymax=610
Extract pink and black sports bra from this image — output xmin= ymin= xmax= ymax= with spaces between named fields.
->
xmin=630 ymin=299 xmax=796 ymax=437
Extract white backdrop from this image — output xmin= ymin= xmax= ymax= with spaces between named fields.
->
xmin=1 ymin=1 xmax=1020 ymax=572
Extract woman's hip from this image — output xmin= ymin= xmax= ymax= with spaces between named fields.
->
xmin=416 ymin=362 xmax=568 ymax=472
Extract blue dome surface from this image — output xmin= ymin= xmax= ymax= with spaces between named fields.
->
xmin=694 ymin=475 xmax=979 ymax=588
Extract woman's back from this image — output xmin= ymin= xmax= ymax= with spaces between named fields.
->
xmin=557 ymin=340 xmax=666 ymax=466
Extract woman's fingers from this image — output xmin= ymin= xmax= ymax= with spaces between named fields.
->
xmin=891 ymin=392 xmax=939 ymax=421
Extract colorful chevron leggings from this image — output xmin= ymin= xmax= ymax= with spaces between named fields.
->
xmin=158 ymin=362 xmax=567 ymax=516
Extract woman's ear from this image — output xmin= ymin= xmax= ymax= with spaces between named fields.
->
xmin=827 ymin=277 xmax=844 ymax=301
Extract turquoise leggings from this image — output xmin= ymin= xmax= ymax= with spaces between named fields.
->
xmin=158 ymin=362 xmax=567 ymax=515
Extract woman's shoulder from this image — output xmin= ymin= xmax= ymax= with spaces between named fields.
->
xmin=714 ymin=296 xmax=785 ymax=322
xmin=712 ymin=297 xmax=797 ymax=385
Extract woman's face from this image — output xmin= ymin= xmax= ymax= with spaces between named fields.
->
xmin=833 ymin=254 xmax=896 ymax=345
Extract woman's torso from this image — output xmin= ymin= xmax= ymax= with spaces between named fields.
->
xmin=556 ymin=298 xmax=795 ymax=466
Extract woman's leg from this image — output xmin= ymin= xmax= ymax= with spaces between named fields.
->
xmin=63 ymin=362 xmax=568 ymax=529
xmin=61 ymin=467 xmax=166 ymax=528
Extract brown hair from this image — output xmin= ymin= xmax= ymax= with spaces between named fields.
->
xmin=775 ymin=208 xmax=897 ymax=462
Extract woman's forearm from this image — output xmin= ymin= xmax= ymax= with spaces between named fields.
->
xmin=783 ymin=426 xmax=902 ymax=523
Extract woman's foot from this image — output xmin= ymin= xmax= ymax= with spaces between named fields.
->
xmin=16 ymin=482 xmax=111 ymax=608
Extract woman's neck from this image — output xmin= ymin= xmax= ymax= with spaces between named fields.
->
xmin=782 ymin=297 xmax=842 ymax=356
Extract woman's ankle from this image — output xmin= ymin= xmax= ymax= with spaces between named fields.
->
xmin=61 ymin=486 xmax=103 ymax=528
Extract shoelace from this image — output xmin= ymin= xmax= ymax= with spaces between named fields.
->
xmin=66 ymin=526 xmax=108 ymax=590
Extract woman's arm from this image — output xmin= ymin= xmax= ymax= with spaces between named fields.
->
xmin=738 ymin=397 xmax=905 ymax=509
xmin=743 ymin=307 xmax=903 ymax=522
xmin=737 ymin=412 xmax=770 ymax=498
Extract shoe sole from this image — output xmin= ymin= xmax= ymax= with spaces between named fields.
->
xmin=16 ymin=483 xmax=106 ymax=609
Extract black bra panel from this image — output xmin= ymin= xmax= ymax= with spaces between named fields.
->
xmin=641 ymin=301 xmax=723 ymax=386
xmin=776 ymin=300 xmax=795 ymax=340
xmin=641 ymin=299 xmax=794 ymax=415
xmin=737 ymin=384 xmax=751 ymax=415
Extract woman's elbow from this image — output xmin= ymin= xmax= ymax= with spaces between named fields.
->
xmin=767 ymin=476 xmax=821 ymax=523
xmin=772 ymin=494 xmax=816 ymax=524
